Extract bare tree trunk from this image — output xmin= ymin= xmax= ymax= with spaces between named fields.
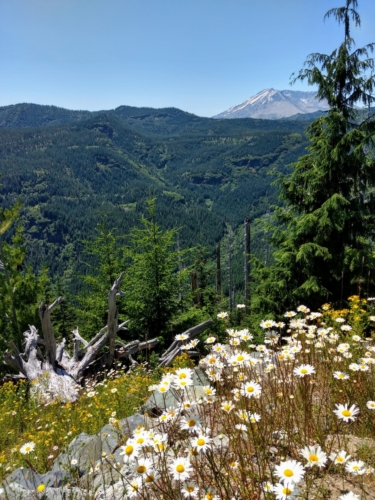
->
xmin=107 ymin=272 xmax=125 ymax=368
xmin=227 ymin=225 xmax=233 ymax=312
xmin=216 ymin=243 xmax=221 ymax=296
xmin=244 ymin=217 xmax=251 ymax=315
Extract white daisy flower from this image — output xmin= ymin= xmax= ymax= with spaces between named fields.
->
xmin=300 ymin=445 xmax=327 ymax=468
xmin=284 ymin=311 xmax=297 ymax=318
xmin=20 ymin=442 xmax=36 ymax=455
xmin=120 ymin=440 xmax=140 ymax=463
xmin=240 ymin=380 xmax=262 ymax=399
xmin=249 ymin=412 xmax=261 ymax=423
xmin=180 ymin=415 xmax=201 ymax=433
xmin=330 ymin=450 xmax=351 ymax=464
xmin=297 ymin=305 xmax=310 ymax=313
xmin=273 ymin=482 xmax=296 ymax=499
xmin=181 ymin=482 xmax=199 ymax=498
xmin=126 ymin=478 xmax=143 ymax=498
xmin=293 ymin=364 xmax=315 ymax=377
xmin=345 ymin=460 xmax=366 ymax=475
xmin=262 ymin=481 xmax=273 ymax=492
xmin=260 ymin=319 xmax=277 ymax=329
xmin=217 ymin=312 xmax=228 ymax=319
xmin=341 ymin=325 xmax=352 ymax=332
xmin=175 ymin=333 xmax=189 ymax=341
xmin=338 ymin=493 xmax=360 ymax=500
xmin=134 ymin=458 xmax=153 ymax=475
xmin=348 ymin=363 xmax=360 ymax=371
xmin=169 ymin=457 xmax=193 ymax=481
xmin=274 ymin=459 xmax=305 ymax=485
xmin=190 ymin=433 xmax=211 ymax=453
xmin=333 ymin=403 xmax=360 ymax=422
xmin=174 ymin=368 xmax=194 ymax=380
xmin=333 ymin=371 xmax=349 ymax=380
xmin=221 ymin=400 xmax=235 ymax=413
xmin=366 ymin=401 xmax=375 ymax=410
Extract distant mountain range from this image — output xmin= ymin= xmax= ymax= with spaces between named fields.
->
xmin=213 ymin=89 xmax=329 ymax=120
xmin=0 ymin=102 xmax=311 ymax=279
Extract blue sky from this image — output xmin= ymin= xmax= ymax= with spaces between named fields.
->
xmin=1 ymin=0 xmax=374 ymax=117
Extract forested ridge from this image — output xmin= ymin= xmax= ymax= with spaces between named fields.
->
xmin=0 ymin=104 xmax=310 ymax=285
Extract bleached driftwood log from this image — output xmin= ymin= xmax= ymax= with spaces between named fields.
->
xmin=2 ymin=273 xmax=158 ymax=402
xmin=2 ymin=272 xmax=214 ymax=402
xmin=158 ymin=318 xmax=213 ymax=367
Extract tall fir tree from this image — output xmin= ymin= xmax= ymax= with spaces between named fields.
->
xmin=124 ymin=199 xmax=190 ymax=345
xmin=76 ymin=217 xmax=125 ymax=339
xmin=254 ymin=0 xmax=375 ymax=312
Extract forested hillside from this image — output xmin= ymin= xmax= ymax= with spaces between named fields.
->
xmin=0 ymin=104 xmax=310 ymax=289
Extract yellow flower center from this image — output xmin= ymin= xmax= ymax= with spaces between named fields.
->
xmin=301 ymin=369 xmax=308 ymax=374
xmin=247 ymin=387 xmax=254 ymax=392
xmin=206 ymin=494 xmax=214 ymax=500
xmin=125 ymin=445 xmax=134 ymax=455
xmin=145 ymin=474 xmax=154 ymax=483
xmin=284 ymin=469 xmax=294 ymax=477
xmin=187 ymin=486 xmax=194 ymax=492
xmin=353 ymin=465 xmax=360 ymax=470
xmin=309 ymin=454 xmax=319 ymax=462
xmin=224 ymin=405 xmax=231 ymax=411
xmin=188 ymin=419 xmax=196 ymax=427
xmin=282 ymin=487 xmax=292 ymax=495
xmin=136 ymin=438 xmax=144 ymax=444
xmin=179 ymin=373 xmax=187 ymax=379
xmin=337 ymin=457 xmax=344 ymax=463
xmin=237 ymin=355 xmax=244 ymax=361
xmin=37 ymin=485 xmax=45 ymax=493
xmin=197 ymin=438 xmax=205 ymax=446
xmin=176 ymin=464 xmax=185 ymax=473
xmin=342 ymin=410 xmax=352 ymax=417
xmin=137 ymin=465 xmax=147 ymax=473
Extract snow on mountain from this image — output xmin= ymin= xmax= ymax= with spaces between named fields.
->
xmin=213 ymin=89 xmax=328 ymax=120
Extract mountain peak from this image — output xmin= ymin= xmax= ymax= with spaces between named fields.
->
xmin=213 ymin=89 xmax=328 ymax=120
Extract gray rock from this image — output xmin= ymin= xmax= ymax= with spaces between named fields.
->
xmin=191 ymin=368 xmax=210 ymax=386
xmin=4 ymin=469 xmax=70 ymax=490
xmin=142 ymin=385 xmax=207 ymax=414
xmin=52 ymin=433 xmax=103 ymax=475
xmin=118 ymin=413 xmax=150 ymax=437
xmin=2 ymin=482 xmax=94 ymax=499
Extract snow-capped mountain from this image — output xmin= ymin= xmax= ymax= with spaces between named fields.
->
xmin=213 ymin=89 xmax=328 ymax=119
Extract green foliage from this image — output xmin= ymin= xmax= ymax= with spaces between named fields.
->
xmin=76 ymin=218 xmax=125 ymax=339
xmin=0 ymin=202 xmax=49 ymax=350
xmin=253 ymin=0 xmax=375 ymax=314
xmin=124 ymin=200 xmax=191 ymax=345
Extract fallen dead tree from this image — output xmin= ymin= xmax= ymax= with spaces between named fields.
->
xmin=2 ymin=273 xmax=212 ymax=402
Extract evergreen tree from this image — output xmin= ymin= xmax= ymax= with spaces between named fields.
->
xmin=76 ymin=217 xmax=125 ymax=338
xmin=254 ymin=0 xmax=375 ymax=312
xmin=124 ymin=199 xmax=190 ymax=345
xmin=0 ymin=202 xmax=49 ymax=349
